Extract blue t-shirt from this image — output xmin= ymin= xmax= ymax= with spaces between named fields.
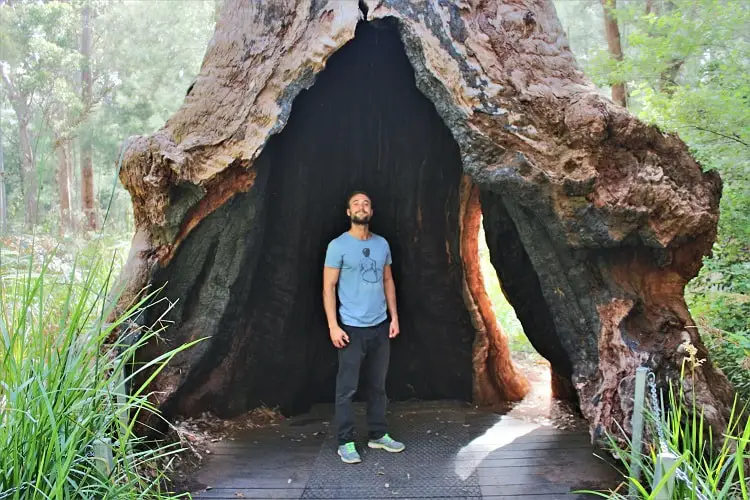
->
xmin=324 ymin=232 xmax=392 ymax=327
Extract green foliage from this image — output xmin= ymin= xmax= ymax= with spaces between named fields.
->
xmin=0 ymin=239 xmax=201 ymax=498
xmin=581 ymin=354 xmax=750 ymax=499
xmin=688 ymin=248 xmax=750 ymax=398
xmin=0 ymin=0 xmax=216 ymax=232
xmin=478 ymin=225 xmax=536 ymax=355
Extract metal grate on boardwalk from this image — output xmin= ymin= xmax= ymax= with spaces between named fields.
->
xmin=301 ymin=405 xmax=481 ymax=498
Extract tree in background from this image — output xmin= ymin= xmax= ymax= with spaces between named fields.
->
xmin=0 ymin=124 xmax=6 ymax=233
xmin=1 ymin=0 xmax=87 ymax=230
xmin=79 ymin=0 xmax=97 ymax=230
xmin=600 ymin=0 xmax=627 ymax=106
xmin=0 ymin=0 xmax=215 ymax=234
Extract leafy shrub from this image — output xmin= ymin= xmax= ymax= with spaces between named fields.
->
xmin=688 ymin=245 xmax=750 ymax=400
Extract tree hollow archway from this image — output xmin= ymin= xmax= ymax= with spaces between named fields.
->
xmin=143 ymin=22 xmax=531 ymax=420
xmin=117 ymin=0 xmax=733 ymax=444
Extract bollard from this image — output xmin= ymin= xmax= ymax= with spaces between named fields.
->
xmin=112 ymin=365 xmax=129 ymax=432
xmin=92 ymin=437 xmax=114 ymax=476
xmin=652 ymin=451 xmax=678 ymax=499
xmin=628 ymin=367 xmax=648 ymax=498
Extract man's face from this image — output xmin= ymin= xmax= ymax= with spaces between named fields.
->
xmin=347 ymin=194 xmax=372 ymax=225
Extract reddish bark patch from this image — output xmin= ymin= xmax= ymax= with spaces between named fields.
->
xmin=461 ymin=179 xmax=529 ymax=403
xmin=165 ymin=162 xmax=256 ymax=264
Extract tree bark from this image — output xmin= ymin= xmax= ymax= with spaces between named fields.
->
xmin=1 ymin=69 xmax=38 ymax=228
xmin=0 ymin=124 xmax=7 ymax=234
xmin=113 ymin=0 xmax=733 ymax=446
xmin=80 ymin=2 xmax=98 ymax=230
xmin=17 ymin=109 xmax=37 ymax=229
xmin=55 ymin=138 xmax=73 ymax=231
xmin=601 ymin=0 xmax=627 ymax=107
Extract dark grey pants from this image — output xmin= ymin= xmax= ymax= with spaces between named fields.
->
xmin=336 ymin=320 xmax=390 ymax=445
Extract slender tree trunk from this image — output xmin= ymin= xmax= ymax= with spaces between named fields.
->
xmin=18 ymin=117 xmax=38 ymax=228
xmin=80 ymin=2 xmax=98 ymax=230
xmin=67 ymin=141 xmax=77 ymax=231
xmin=214 ymin=0 xmax=223 ymax=23
xmin=0 ymin=125 xmax=7 ymax=234
xmin=601 ymin=0 xmax=627 ymax=107
xmin=1 ymin=68 xmax=37 ymax=228
xmin=55 ymin=138 xmax=73 ymax=231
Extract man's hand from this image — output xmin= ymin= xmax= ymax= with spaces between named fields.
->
xmin=330 ymin=326 xmax=350 ymax=348
xmin=389 ymin=318 xmax=400 ymax=339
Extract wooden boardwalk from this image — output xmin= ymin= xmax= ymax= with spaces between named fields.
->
xmin=185 ymin=400 xmax=621 ymax=499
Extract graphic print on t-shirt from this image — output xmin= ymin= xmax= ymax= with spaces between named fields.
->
xmin=360 ymin=248 xmax=382 ymax=283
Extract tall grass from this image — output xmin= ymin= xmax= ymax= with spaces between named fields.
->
xmin=0 ymin=241 xmax=199 ymax=498
xmin=584 ymin=346 xmax=750 ymax=499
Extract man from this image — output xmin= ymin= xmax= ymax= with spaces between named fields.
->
xmin=323 ymin=191 xmax=406 ymax=464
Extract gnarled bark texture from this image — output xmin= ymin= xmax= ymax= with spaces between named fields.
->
xmin=114 ymin=0 xmax=734 ymax=443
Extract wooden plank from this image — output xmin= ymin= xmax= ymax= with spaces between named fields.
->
xmin=462 ymin=441 xmax=593 ymax=452
xmin=465 ymin=429 xmax=589 ymax=438
xmin=209 ymin=439 xmax=325 ymax=451
xmin=473 ymin=456 xmax=607 ymax=468
xmin=480 ymin=483 xmax=571 ymax=496
xmin=477 ymin=470 xmax=580 ymax=486
xmin=192 ymin=475 xmax=311 ymax=489
xmin=190 ymin=488 xmax=304 ymax=499
xmin=483 ymin=495 xmax=588 ymax=499
xmin=211 ymin=439 xmax=592 ymax=454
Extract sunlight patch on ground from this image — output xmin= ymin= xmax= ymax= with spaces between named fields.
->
xmin=453 ymin=416 xmax=541 ymax=480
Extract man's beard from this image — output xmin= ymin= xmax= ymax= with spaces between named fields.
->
xmin=351 ymin=212 xmax=371 ymax=225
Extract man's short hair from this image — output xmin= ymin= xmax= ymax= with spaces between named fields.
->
xmin=346 ymin=191 xmax=371 ymax=208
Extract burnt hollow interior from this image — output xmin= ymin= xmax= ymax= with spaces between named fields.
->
xmin=148 ymin=21 xmax=575 ymax=420
xmin=236 ymin=20 xmax=476 ymax=413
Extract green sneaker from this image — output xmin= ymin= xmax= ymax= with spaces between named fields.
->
xmin=337 ymin=442 xmax=361 ymax=464
xmin=368 ymin=433 xmax=405 ymax=453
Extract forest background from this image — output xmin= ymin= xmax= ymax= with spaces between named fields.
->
xmin=1 ymin=0 xmax=748 ymax=396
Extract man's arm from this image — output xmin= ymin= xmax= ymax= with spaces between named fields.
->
xmin=323 ymin=266 xmax=349 ymax=348
xmin=383 ymin=265 xmax=400 ymax=338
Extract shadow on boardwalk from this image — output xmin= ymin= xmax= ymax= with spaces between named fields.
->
xmin=183 ymin=394 xmax=622 ymax=499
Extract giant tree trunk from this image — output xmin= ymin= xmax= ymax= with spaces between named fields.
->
xmin=80 ymin=2 xmax=98 ymax=231
xmin=601 ymin=0 xmax=627 ymax=107
xmin=113 ymin=0 xmax=734 ymax=444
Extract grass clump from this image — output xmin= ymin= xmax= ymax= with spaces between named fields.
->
xmin=0 ymin=240 xmax=200 ymax=499
xmin=583 ymin=344 xmax=750 ymax=499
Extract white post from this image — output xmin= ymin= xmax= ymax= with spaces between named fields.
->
xmin=652 ymin=451 xmax=678 ymax=499
xmin=628 ymin=367 xmax=648 ymax=498
xmin=112 ymin=365 xmax=129 ymax=432
xmin=92 ymin=437 xmax=113 ymax=476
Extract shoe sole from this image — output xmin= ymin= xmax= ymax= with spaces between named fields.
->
xmin=337 ymin=450 xmax=361 ymax=464
xmin=368 ymin=442 xmax=405 ymax=453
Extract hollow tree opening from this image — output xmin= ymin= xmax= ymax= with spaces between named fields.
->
xmin=140 ymin=22 xmax=526 ymax=421
xmin=118 ymin=1 xmax=734 ymax=444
